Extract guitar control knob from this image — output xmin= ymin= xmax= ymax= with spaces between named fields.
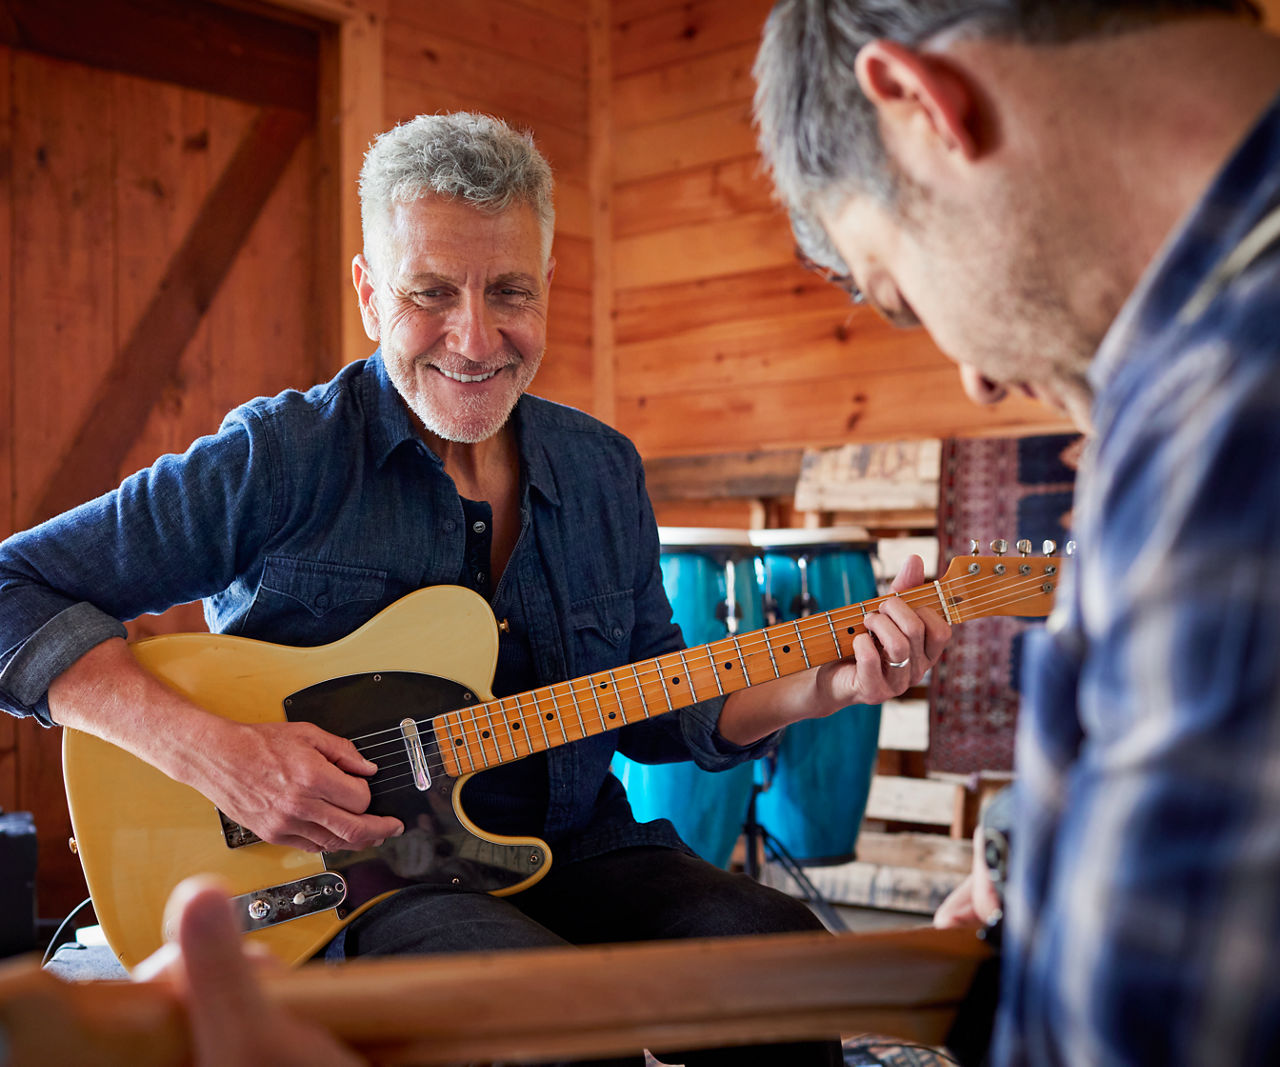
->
xmin=1043 ymin=540 xmax=1058 ymax=555
xmin=991 ymin=539 xmax=1008 ymax=556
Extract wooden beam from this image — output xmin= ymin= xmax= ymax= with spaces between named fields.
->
xmin=644 ymin=449 xmax=806 ymax=501
xmin=588 ymin=0 xmax=616 ymax=424
xmin=29 ymin=107 xmax=311 ymax=527
xmin=0 ymin=0 xmax=319 ymax=113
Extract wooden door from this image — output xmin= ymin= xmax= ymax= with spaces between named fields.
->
xmin=1 ymin=0 xmax=330 ymax=921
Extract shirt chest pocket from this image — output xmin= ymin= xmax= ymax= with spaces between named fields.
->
xmin=567 ymin=590 xmax=635 ymax=673
xmin=245 ymin=555 xmax=387 ymax=643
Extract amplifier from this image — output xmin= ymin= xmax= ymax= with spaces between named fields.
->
xmin=0 ymin=811 xmax=38 ymax=958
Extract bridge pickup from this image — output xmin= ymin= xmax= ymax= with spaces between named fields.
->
xmin=401 ymin=716 xmax=432 ymax=791
xmin=227 ymin=873 xmax=348 ymax=933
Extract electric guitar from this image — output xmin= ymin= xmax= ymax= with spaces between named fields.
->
xmin=63 ymin=550 xmax=1062 ymax=969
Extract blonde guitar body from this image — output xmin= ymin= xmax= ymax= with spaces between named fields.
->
xmin=63 ymin=585 xmax=550 ymax=972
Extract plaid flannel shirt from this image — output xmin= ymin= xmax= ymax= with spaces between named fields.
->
xmin=995 ymin=92 xmax=1280 ymax=1066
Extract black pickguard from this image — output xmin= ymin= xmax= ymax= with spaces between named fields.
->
xmin=282 ymin=671 xmax=548 ymax=913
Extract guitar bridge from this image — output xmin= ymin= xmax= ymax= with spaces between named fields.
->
xmin=219 ymin=809 xmax=262 ymax=849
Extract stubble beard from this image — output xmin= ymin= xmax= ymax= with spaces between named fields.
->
xmin=395 ymin=354 xmax=542 ymax=445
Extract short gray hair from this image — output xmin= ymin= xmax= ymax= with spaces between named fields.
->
xmin=753 ymin=0 xmax=1261 ymax=269
xmin=359 ymin=112 xmax=555 ymax=266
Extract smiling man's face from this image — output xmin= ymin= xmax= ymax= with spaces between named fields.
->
xmin=357 ymin=195 xmax=553 ymax=445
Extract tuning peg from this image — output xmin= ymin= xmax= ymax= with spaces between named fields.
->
xmin=969 ymin=538 xmax=980 ymax=556
xmin=991 ymin=539 xmax=1008 ymax=556
xmin=1042 ymin=539 xmax=1057 ymax=556
xmin=1016 ymin=539 xmax=1032 ymax=557
xmin=1066 ymin=540 xmax=1076 ymax=556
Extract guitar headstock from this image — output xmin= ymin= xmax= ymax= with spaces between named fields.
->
xmin=937 ymin=538 xmax=1072 ymax=621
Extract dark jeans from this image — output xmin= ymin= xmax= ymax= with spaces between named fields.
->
xmin=344 ymin=845 xmax=844 ymax=1067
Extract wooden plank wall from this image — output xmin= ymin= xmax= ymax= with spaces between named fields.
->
xmin=381 ymin=0 xmax=593 ymax=415
xmin=2 ymin=44 xmax=321 ymax=917
xmin=607 ymin=0 xmax=1069 ymax=463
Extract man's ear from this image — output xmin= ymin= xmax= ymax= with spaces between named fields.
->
xmin=352 ymin=253 xmax=381 ymax=343
xmin=855 ymin=40 xmax=979 ymax=164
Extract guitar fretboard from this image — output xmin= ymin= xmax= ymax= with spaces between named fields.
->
xmin=434 ymin=562 xmax=1057 ymax=776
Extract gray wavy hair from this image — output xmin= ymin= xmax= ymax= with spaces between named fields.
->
xmin=359 ymin=112 xmax=556 ymax=267
xmin=753 ymin=0 xmax=1261 ymax=271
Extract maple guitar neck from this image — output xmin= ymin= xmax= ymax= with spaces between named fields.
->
xmin=433 ymin=554 xmax=1063 ymax=778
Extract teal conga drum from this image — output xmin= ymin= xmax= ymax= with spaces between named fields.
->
xmin=750 ymin=527 xmax=882 ymax=865
xmin=612 ymin=528 xmax=760 ymax=868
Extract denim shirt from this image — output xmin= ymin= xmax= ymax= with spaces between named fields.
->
xmin=0 ymin=352 xmax=766 ymax=863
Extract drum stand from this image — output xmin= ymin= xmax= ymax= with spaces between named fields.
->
xmin=741 ymin=747 xmax=848 ymax=933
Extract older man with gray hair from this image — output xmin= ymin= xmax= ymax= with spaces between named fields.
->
xmin=0 ymin=111 xmax=951 ymax=1066
xmin=754 ymin=1 xmax=1280 ymax=1064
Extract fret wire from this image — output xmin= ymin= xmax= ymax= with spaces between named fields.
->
xmin=760 ymin=627 xmax=780 ymax=680
xmin=704 ymin=643 xmax=725 ymax=696
xmin=795 ymin=620 xmax=812 ymax=668
xmin=822 ymin=610 xmax=840 ymax=657
xmin=563 ymin=678 xmax=588 ymax=742
xmin=482 ymin=701 xmax=505 ymax=765
xmin=734 ymin=634 xmax=752 ymax=686
xmin=628 ymin=664 xmax=652 ymax=719
xmin=521 ymin=691 xmax=551 ymax=751
xmin=675 ymin=648 xmax=696 ymax=701
xmin=582 ymin=674 xmax=609 ymax=732
xmin=653 ymin=658 xmax=675 ymax=712
xmin=498 ymin=696 xmax=524 ymax=759
xmin=540 ymin=686 xmax=568 ymax=747
xmin=455 ymin=711 xmax=479 ymax=774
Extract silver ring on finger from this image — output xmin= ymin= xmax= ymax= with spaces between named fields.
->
xmin=888 ymin=657 xmax=910 ymax=669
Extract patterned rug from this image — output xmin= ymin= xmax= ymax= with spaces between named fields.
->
xmin=929 ymin=433 xmax=1083 ymax=773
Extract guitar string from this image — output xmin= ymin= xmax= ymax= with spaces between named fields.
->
xmin=342 ymin=565 xmax=1054 ymax=756
xmin=337 ymin=568 xmax=1061 ymax=795
xmin=354 ymin=581 xmax=1059 ymax=798
xmin=347 ymin=567 xmax=1056 ymax=784
xmin=344 ymin=569 xmax=1059 ymax=789
xmin=365 ymin=572 xmax=1059 ymax=793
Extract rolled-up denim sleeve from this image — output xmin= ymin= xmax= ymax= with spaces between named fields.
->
xmin=0 ymin=413 xmax=273 ymax=721
xmin=614 ymin=459 xmax=777 ymax=771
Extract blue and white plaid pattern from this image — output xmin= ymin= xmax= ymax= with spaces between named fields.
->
xmin=995 ymin=92 xmax=1280 ymax=1066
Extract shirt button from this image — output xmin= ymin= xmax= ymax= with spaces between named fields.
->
xmin=472 ymin=520 xmax=487 ymax=534
xmin=612 ymin=627 xmax=624 ymax=640
xmin=443 ymin=519 xmax=456 ymax=532
xmin=315 ymin=593 xmax=330 ymax=609
xmin=476 ymin=571 xmax=486 ymax=585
